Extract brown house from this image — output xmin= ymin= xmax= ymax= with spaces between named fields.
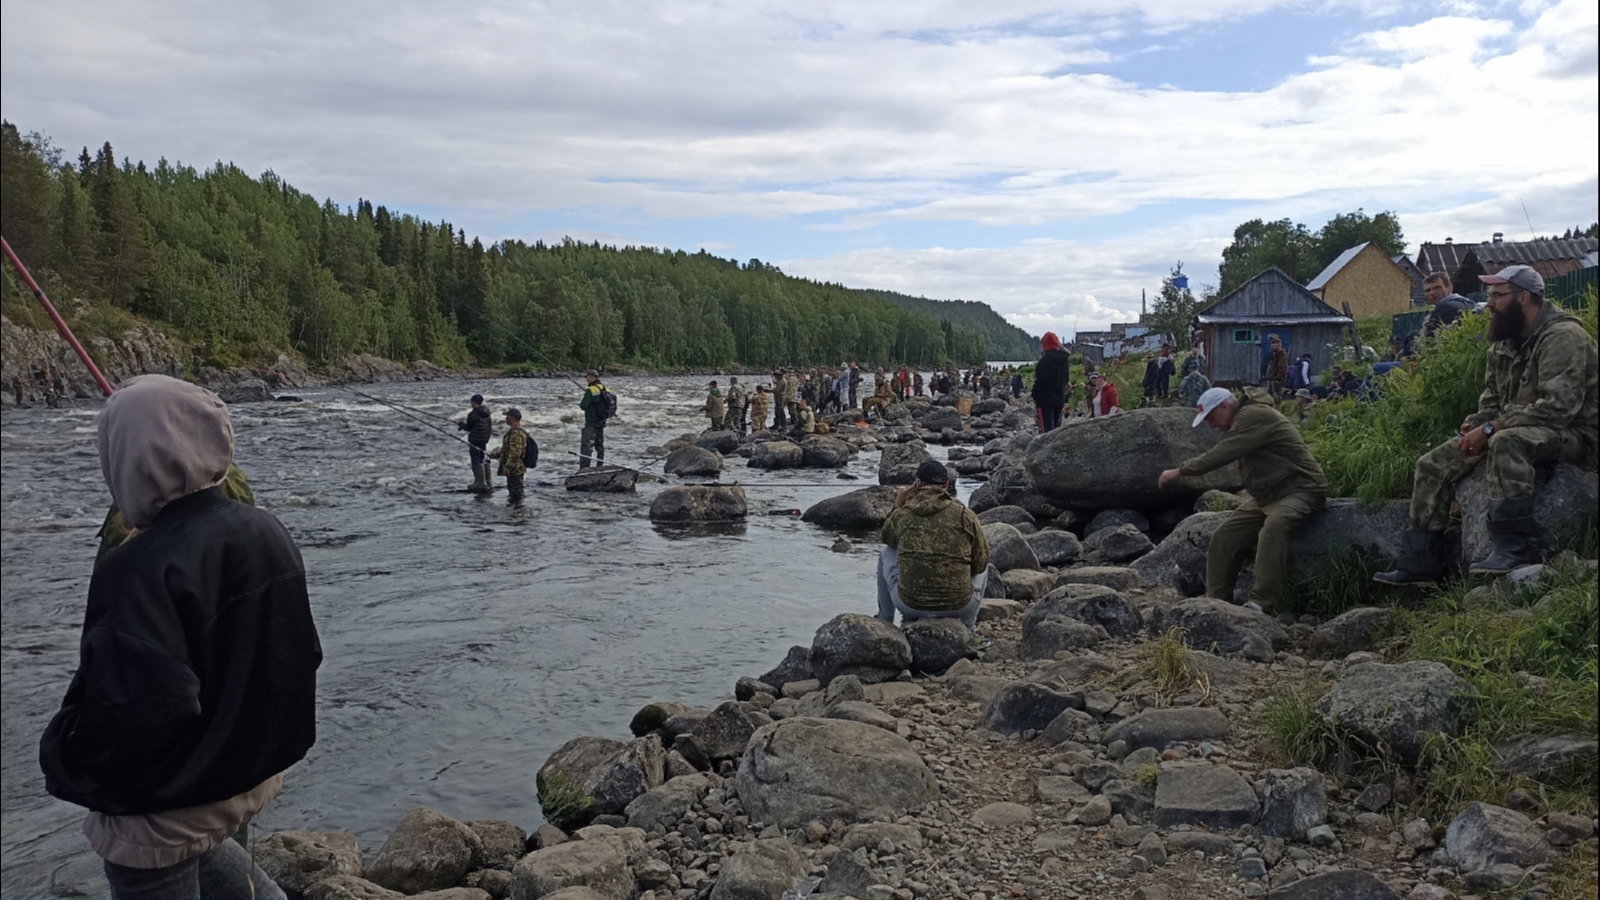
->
xmin=1305 ymin=242 xmax=1415 ymax=317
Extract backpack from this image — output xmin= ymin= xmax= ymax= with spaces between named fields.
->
xmin=522 ymin=432 xmax=540 ymax=469
xmin=598 ymin=388 xmax=618 ymax=420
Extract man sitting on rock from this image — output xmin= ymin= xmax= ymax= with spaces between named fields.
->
xmin=1158 ymin=386 xmax=1328 ymax=613
xmin=876 ymin=460 xmax=990 ymax=630
xmin=1376 ymin=265 xmax=1599 ymax=583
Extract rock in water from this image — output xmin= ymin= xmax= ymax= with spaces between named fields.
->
xmin=217 ymin=378 xmax=276 ymax=403
xmin=736 ymin=718 xmax=938 ymax=828
xmin=1317 ymin=661 xmax=1472 ymax=764
xmin=801 ymin=486 xmax=898 ymax=528
xmin=695 ymin=431 xmax=740 ymax=454
xmin=810 ymin=613 xmax=913 ymax=685
xmin=800 ymin=435 xmax=855 ymax=468
xmin=878 ymin=441 xmax=934 ymax=485
xmin=708 ymin=838 xmax=807 ymax=900
xmin=1130 ymin=512 xmax=1229 ymax=595
xmin=536 ymin=736 xmax=665 ymax=829
xmin=749 ymin=440 xmax=805 ymax=469
xmin=565 ymin=467 xmax=638 ymax=493
xmin=365 ymin=808 xmax=483 ymax=894
xmin=757 ymin=645 xmax=815 ymax=692
xmin=902 ymin=618 xmax=974 ymax=675
xmin=1445 ymin=803 xmax=1553 ymax=872
xmin=663 ymin=446 xmax=723 ymax=477
xmin=1026 ymin=407 xmax=1241 ymax=509
xmin=649 ymin=485 xmax=747 ymax=522
xmin=1145 ymin=597 xmax=1288 ymax=663
xmin=251 ymin=831 xmax=365 ymax=896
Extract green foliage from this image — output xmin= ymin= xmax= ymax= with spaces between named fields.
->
xmin=854 ymin=289 xmax=1036 ymax=361
xmin=1145 ymin=262 xmax=1203 ymax=351
xmin=1260 ymin=686 xmax=1398 ymax=782
xmin=1218 ymin=208 xmax=1405 ymax=295
xmin=1283 ymin=546 xmax=1389 ymax=618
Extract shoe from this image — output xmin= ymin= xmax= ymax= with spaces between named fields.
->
xmin=1468 ymin=497 xmax=1540 ymax=575
xmin=1374 ymin=528 xmax=1448 ymax=586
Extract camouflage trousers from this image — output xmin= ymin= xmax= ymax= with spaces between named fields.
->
xmin=1207 ymin=490 xmax=1324 ymax=611
xmin=863 ymin=397 xmax=888 ymax=417
xmin=1410 ymin=426 xmax=1591 ymax=531
xmin=723 ymin=405 xmax=744 ymax=432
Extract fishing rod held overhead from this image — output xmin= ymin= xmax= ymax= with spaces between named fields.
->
xmin=2 ymin=236 xmax=115 ymax=398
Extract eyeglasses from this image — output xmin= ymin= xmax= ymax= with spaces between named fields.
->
xmin=1488 ymin=289 xmax=1518 ymax=301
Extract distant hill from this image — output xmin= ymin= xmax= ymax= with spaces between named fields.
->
xmin=854 ymin=289 xmax=1040 ymax=361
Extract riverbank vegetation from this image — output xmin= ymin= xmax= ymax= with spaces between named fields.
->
xmin=0 ymin=123 xmax=1035 ymax=373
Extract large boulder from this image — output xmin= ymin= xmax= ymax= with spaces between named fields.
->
xmin=920 ymin=407 xmax=965 ymax=432
xmin=757 ymin=646 xmax=815 ymax=692
xmin=800 ymin=435 xmax=855 ymax=468
xmin=978 ymin=505 xmax=1036 ymax=528
xmin=1307 ymin=607 xmax=1393 ymax=659
xmin=1256 ymin=768 xmax=1328 ymax=839
xmin=980 ymin=682 xmax=1085 ymax=735
xmin=1086 ymin=509 xmax=1149 ymax=534
xmin=536 ymin=736 xmax=665 ymax=829
xmin=1146 ymin=597 xmax=1288 ymax=663
xmin=1024 ymin=583 xmax=1142 ymax=639
xmin=304 ymin=876 xmax=403 ymax=900
xmin=696 ymin=431 xmax=740 ymax=454
xmin=470 ymin=820 xmax=529 ymax=869
xmin=737 ymin=717 xmax=939 ymax=827
xmin=810 ymin=614 xmax=913 ymax=685
xmin=983 ymin=523 xmax=1041 ymax=572
xmin=663 ymin=446 xmax=723 ymax=477
xmin=1102 ymin=708 xmax=1230 ymax=751
xmin=1153 ymin=764 xmax=1260 ymax=830
xmin=649 ymin=485 xmax=747 ymax=522
xmin=218 ymin=378 xmax=276 ymax=403
xmin=1445 ymin=802 xmax=1553 ymax=872
xmin=902 ymin=618 xmax=974 ymax=675
xmin=1025 ymin=408 xmax=1241 ymax=509
xmin=1130 ymin=512 xmax=1230 ymax=595
xmin=1025 ymin=530 xmax=1081 ymax=566
xmin=365 ymin=808 xmax=483 ymax=895
xmin=1083 ymin=524 xmax=1155 ymax=563
xmin=565 ymin=467 xmax=638 ymax=493
xmin=682 ymin=701 xmax=762 ymax=766
xmin=253 ymin=831 xmax=365 ymax=896
xmin=509 ymin=833 xmax=634 ymax=900
xmin=708 ymin=838 xmax=807 ymax=900
xmin=624 ymin=773 xmax=710 ymax=831
xmin=1287 ymin=499 xmax=1411 ymax=572
xmin=749 ymin=441 xmax=804 ymax=469
xmin=1317 ymin=661 xmax=1473 ymax=764
xmin=1492 ymin=732 xmax=1599 ymax=779
xmin=801 ymin=486 xmax=898 ymax=529
xmin=1458 ymin=463 xmax=1599 ymax=566
xmin=878 ymin=441 xmax=934 ymax=485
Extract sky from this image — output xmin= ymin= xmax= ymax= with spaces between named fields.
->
xmin=2 ymin=0 xmax=1596 ymax=337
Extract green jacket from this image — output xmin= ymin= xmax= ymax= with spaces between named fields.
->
xmin=1466 ymin=301 xmax=1599 ymax=453
xmin=881 ymin=487 xmax=989 ymax=612
xmin=579 ymin=382 xmax=608 ymax=429
xmin=1179 ymin=386 xmax=1327 ymax=505
xmin=705 ymin=388 xmax=725 ymax=421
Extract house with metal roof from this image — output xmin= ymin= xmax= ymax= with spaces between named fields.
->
xmin=1413 ymin=234 xmax=1598 ymax=293
xmin=1305 ymin=242 xmax=1415 ymax=317
xmin=1393 ymin=254 xmax=1429 ymax=305
xmin=1192 ymin=267 xmax=1351 ymax=386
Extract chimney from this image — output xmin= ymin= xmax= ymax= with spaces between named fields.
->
xmin=1445 ymin=237 xmax=1452 ymax=243
xmin=1493 ymin=232 xmax=1503 ymax=243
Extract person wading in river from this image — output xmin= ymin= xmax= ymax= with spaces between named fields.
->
xmin=876 ymin=460 xmax=990 ymax=630
xmin=489 ymin=407 xmax=531 ymax=503
xmin=704 ymin=380 xmax=726 ymax=431
xmin=578 ymin=370 xmax=609 ymax=469
xmin=40 ymin=374 xmax=321 ymax=900
xmin=725 ymin=376 xmax=747 ymax=434
xmin=457 ymin=393 xmax=493 ymax=492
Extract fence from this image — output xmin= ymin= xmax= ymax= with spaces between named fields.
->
xmin=1547 ymin=267 xmax=1597 ymax=309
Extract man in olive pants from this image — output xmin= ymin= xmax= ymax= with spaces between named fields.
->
xmin=1159 ymin=386 xmax=1328 ymax=612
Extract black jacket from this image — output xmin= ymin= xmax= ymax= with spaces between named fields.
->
xmin=1031 ymin=349 xmax=1072 ymax=406
xmin=40 ymin=488 xmax=321 ymax=815
xmin=1424 ymin=295 xmax=1474 ymax=335
xmin=459 ymin=405 xmax=493 ymax=447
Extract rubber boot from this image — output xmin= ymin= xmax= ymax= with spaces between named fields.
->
xmin=470 ymin=464 xmax=490 ymax=494
xmin=1469 ymin=496 xmax=1541 ymax=574
xmin=1373 ymin=528 xmax=1448 ymax=587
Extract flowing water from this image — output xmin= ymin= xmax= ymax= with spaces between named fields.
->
xmin=1 ymin=375 xmax=947 ymax=898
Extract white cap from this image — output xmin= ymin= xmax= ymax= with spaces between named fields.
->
xmin=1192 ymin=387 xmax=1234 ymax=427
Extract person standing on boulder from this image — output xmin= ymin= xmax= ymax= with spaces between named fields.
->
xmin=749 ymin=385 xmax=771 ymax=432
xmin=578 ymin=370 xmax=610 ymax=469
xmin=876 ymin=460 xmax=990 ymax=630
xmin=704 ymin=381 xmax=726 ymax=431
xmin=1375 ymin=266 xmax=1599 ymax=583
xmin=1157 ymin=386 xmax=1328 ymax=612
xmin=724 ymin=377 xmax=747 ymax=434
xmin=456 ymin=393 xmax=494 ymax=492
xmin=40 ymin=375 xmax=320 ymax=900
xmin=1031 ymin=331 xmax=1072 ymax=433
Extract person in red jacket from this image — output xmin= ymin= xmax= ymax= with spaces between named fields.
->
xmin=1089 ymin=371 xmax=1122 ymax=417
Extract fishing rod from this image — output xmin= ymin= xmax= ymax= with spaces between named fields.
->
xmin=332 ymin=383 xmax=486 ymax=451
xmin=480 ymin=313 xmax=588 ymax=390
xmin=1 ymin=236 xmax=115 ymax=398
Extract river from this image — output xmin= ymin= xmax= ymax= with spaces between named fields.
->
xmin=1 ymin=374 xmax=954 ymax=898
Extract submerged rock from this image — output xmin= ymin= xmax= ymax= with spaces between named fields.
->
xmin=648 ymin=485 xmax=747 ymax=522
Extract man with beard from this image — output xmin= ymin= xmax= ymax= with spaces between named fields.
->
xmin=1376 ymin=266 xmax=1598 ymax=584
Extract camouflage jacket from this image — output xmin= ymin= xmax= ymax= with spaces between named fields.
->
xmin=726 ymin=383 xmax=747 ymax=408
xmin=96 ymin=463 xmax=255 ymax=567
xmin=1467 ymin=302 xmax=1599 ymax=452
xmin=495 ymin=426 xmax=529 ymax=477
xmin=882 ymin=487 xmax=989 ymax=612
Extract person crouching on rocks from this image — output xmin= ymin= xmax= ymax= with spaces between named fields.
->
xmin=876 ymin=460 xmax=990 ymax=630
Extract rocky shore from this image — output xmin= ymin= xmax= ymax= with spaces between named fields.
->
xmin=244 ymin=395 xmax=1597 ymax=900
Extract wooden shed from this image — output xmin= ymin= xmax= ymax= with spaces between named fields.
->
xmin=1306 ymin=242 xmax=1415 ymax=317
xmin=1193 ymin=267 xmax=1352 ymax=387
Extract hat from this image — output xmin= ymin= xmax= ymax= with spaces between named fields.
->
xmin=1267 ymin=333 xmax=1282 ymax=343
xmin=1192 ymin=387 xmax=1233 ymax=427
xmin=505 ymin=407 xmax=522 ymax=419
xmin=1295 ymin=389 xmax=1312 ymax=400
xmin=584 ymin=369 xmax=599 ymax=378
xmin=1480 ymin=265 xmax=1545 ymax=295
xmin=915 ymin=459 xmax=950 ymax=484
xmin=470 ymin=393 xmax=484 ymax=404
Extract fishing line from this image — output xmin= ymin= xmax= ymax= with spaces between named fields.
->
xmin=331 ymin=384 xmax=486 ymax=452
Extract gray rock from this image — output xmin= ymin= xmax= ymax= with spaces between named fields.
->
xmin=800 ymin=435 xmax=855 ymax=469
xmin=1029 ymin=655 xmax=1119 ymax=686
xmin=663 ymin=446 xmax=723 ymax=477
xmin=817 ymin=848 xmax=882 ymax=898
xmin=1025 ymin=583 xmax=1142 ymax=639
xmin=810 ymin=614 xmax=913 ymax=685
xmin=536 ymin=736 xmax=665 ymax=828
xmin=1165 ymin=832 xmax=1235 ymax=857
xmin=468 ymin=820 xmax=527 ymax=868
xmin=972 ymin=801 xmax=1034 ymax=826
xmin=1053 ymin=566 xmax=1139 ymax=592
xmin=1146 ymin=597 xmax=1288 ymax=663
xmin=1040 ymin=708 xmax=1101 ymax=746
xmin=708 ymin=838 xmax=807 ymax=900
xmin=823 ymin=700 xmax=898 ymax=731
xmin=366 ymin=808 xmax=483 ymax=895
xmin=981 ymin=682 xmax=1085 ymax=735
xmin=1018 ymin=616 xmax=1102 ymax=660
xmin=1000 ymin=568 xmax=1056 ymax=600
xmin=1087 ymin=509 xmax=1151 ymax=534
xmin=1307 ymin=607 xmax=1393 ymax=659
xmin=967 ymin=482 xmax=999 ymax=513
xmin=1444 ymin=803 xmax=1553 ymax=872
xmin=758 ymin=646 xmax=815 ymax=692
xmin=1318 ymin=661 xmax=1473 ymax=764
xmin=624 ymin=773 xmax=710 ymax=830
xmin=695 ymin=431 xmax=740 ymax=454
xmin=982 ymin=563 xmax=1007 ymax=599
xmin=218 ymin=378 xmax=276 ymax=403
xmin=509 ymin=834 xmax=633 ymax=900
xmin=1036 ymin=774 xmax=1092 ymax=804
xmin=649 ymin=485 xmax=747 ymax=522
xmin=1492 ymin=732 xmax=1599 ymax=778
xmin=1077 ymin=795 xmax=1113 ymax=827
xmin=947 ymin=674 xmax=1009 ymax=704
xmin=628 ymin=701 xmax=693 ymax=737
xmin=563 ymin=467 xmax=638 ymax=493
xmin=1129 ymin=512 xmax=1230 ymax=595
xmin=1101 ymin=779 xmax=1156 ymax=823
xmin=1153 ymin=765 xmax=1260 ymax=830
xmin=736 ymin=678 xmax=777 ymax=702
xmin=901 ymin=618 xmax=974 ymax=675
xmin=984 ymin=523 xmax=1042 ymax=572
xmin=1083 ymin=524 xmax=1155 ymax=562
xmin=1257 ymin=768 xmax=1328 ymax=839
xmin=1287 ymin=499 xmax=1411 ymax=573
xmin=1026 ymin=408 xmax=1241 ymax=508
xmin=1266 ymin=870 xmax=1399 ymax=900
xmin=252 ymin=831 xmax=364 ymax=896
xmin=878 ymin=441 xmax=934 ymax=485
xmin=801 ymin=486 xmax=899 ymax=529
xmin=686 ymin=702 xmax=760 ymax=764
xmin=305 ymin=876 xmax=403 ymax=900
xmin=1458 ymin=463 xmax=1598 ymax=566
xmin=978 ymin=505 xmax=1036 ymax=528
xmin=838 ymin=822 xmax=923 ymax=852
xmin=1463 ymin=863 xmax=1527 ymax=890
xmin=750 ymin=441 xmax=804 ymax=470
xmin=1194 ymin=490 xmax=1243 ymax=513
xmin=736 ymin=717 xmax=939 ymax=828
xmin=1103 ymin=709 xmax=1230 ymax=751
xmin=1025 ymin=529 xmax=1081 ymax=566
xmin=921 ymin=407 xmax=965 ymax=432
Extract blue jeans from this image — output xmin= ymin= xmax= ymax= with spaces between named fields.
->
xmin=875 ymin=547 xmax=984 ymax=630
xmin=103 ymin=838 xmax=285 ymax=900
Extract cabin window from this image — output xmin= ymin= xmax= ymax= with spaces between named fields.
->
xmin=1232 ymin=329 xmax=1256 ymax=344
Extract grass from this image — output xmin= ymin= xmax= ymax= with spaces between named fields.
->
xmin=1260 ymin=685 xmax=1401 ymax=784
xmin=534 ymin=769 xmax=595 ymax=829
xmin=1281 ymin=545 xmax=1390 ymax=618
xmin=1147 ymin=628 xmax=1214 ymax=702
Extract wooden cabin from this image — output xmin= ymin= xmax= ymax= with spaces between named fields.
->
xmin=1193 ymin=267 xmax=1352 ymax=387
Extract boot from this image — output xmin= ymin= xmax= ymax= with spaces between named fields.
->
xmin=1469 ymin=497 xmax=1541 ymax=574
xmin=470 ymin=464 xmax=490 ymax=493
xmin=1373 ymin=528 xmax=1448 ymax=587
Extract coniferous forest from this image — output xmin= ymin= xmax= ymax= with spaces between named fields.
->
xmin=0 ymin=124 xmax=1038 ymax=371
